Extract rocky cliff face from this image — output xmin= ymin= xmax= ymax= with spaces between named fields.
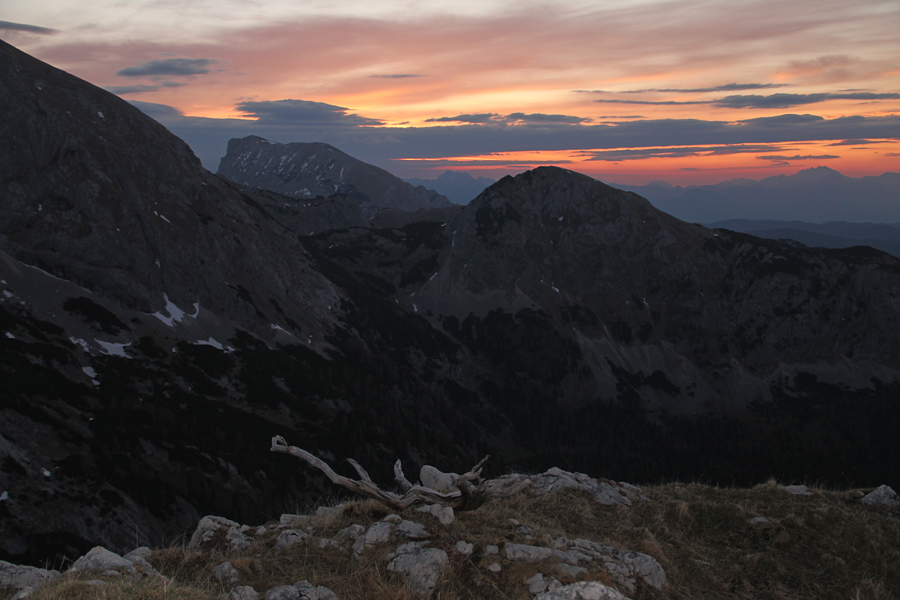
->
xmin=217 ymin=136 xmax=453 ymax=215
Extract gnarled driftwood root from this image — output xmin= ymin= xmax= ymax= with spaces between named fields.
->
xmin=270 ymin=435 xmax=530 ymax=511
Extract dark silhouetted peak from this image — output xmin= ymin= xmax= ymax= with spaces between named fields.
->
xmin=217 ymin=135 xmax=453 ymax=214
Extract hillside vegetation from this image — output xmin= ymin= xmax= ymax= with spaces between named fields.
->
xmin=5 ymin=480 xmax=899 ymax=600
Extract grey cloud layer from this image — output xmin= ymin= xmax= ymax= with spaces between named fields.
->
xmin=116 ymin=58 xmax=218 ymax=77
xmin=234 ymin=99 xmax=384 ymax=126
xmin=129 ymin=99 xmax=900 ymax=172
xmin=0 ymin=20 xmax=57 ymax=35
xmin=593 ymin=92 xmax=900 ymax=109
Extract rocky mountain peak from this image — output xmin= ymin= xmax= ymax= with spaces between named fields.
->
xmin=217 ymin=135 xmax=453 ymax=214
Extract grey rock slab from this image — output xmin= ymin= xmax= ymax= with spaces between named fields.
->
xmin=487 ymin=562 xmax=502 ymax=573
xmin=123 ymin=547 xmax=152 ymax=561
xmin=190 ymin=516 xmax=251 ymax=551
xmin=505 ymin=543 xmax=554 ymax=562
xmin=561 ymin=539 xmax=666 ymax=592
xmin=396 ymin=520 xmax=430 ymax=540
xmin=336 ymin=524 xmax=366 ymax=540
xmin=530 ymin=468 xmax=641 ymax=506
xmin=318 ymin=538 xmax=345 ymax=552
xmin=226 ymin=586 xmax=260 ymax=600
xmin=352 ymin=521 xmax=394 ymax=555
xmin=387 ymin=541 xmax=450 ymax=596
xmin=484 ymin=545 xmax=499 ymax=555
xmin=213 ymin=561 xmax=240 ymax=586
xmin=420 ymin=465 xmax=458 ymax=494
xmin=295 ymin=581 xmax=339 ymax=600
xmin=0 ymin=560 xmax=60 ymax=591
xmin=279 ymin=514 xmax=312 ymax=529
xmin=533 ymin=581 xmax=631 ymax=600
xmin=454 ymin=541 xmax=474 ymax=556
xmin=527 ymin=572 xmax=549 ymax=594
xmin=557 ymin=563 xmax=588 ymax=578
xmin=275 ymin=529 xmax=311 ymax=551
xmin=383 ymin=514 xmax=403 ymax=524
xmin=127 ymin=555 xmax=165 ymax=579
xmin=416 ymin=504 xmax=455 ymax=525
xmin=70 ymin=546 xmax=138 ymax=579
xmin=862 ymin=485 xmax=900 ymax=506
xmin=782 ymin=485 xmax=813 ymax=496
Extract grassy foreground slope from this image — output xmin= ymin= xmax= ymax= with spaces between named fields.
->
xmin=7 ymin=481 xmax=899 ymax=600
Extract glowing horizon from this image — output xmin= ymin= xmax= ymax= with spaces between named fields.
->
xmin=2 ymin=0 xmax=898 ymax=185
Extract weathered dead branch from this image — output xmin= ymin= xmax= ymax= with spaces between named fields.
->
xmin=270 ymin=435 xmax=531 ymax=511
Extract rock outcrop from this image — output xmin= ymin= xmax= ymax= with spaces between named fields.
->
xmin=217 ymin=136 xmax=453 ymax=216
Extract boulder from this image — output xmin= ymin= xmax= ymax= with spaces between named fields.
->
xmin=386 ymin=541 xmax=449 ymax=596
xmin=782 ymin=485 xmax=813 ymax=496
xmin=0 ymin=560 xmax=60 ymax=592
xmin=556 ymin=538 xmax=666 ymax=593
xmin=504 ymin=543 xmax=554 ymax=562
xmin=416 ymin=504 xmax=455 ymax=525
xmin=213 ymin=561 xmax=240 ymax=586
xmin=274 ymin=530 xmax=311 ymax=551
xmin=70 ymin=546 xmax=138 ymax=579
xmin=420 ymin=466 xmax=458 ymax=494
xmin=226 ymin=586 xmax=260 ymax=600
xmin=396 ymin=520 xmax=430 ymax=540
xmin=351 ymin=521 xmax=394 ymax=555
xmin=862 ymin=485 xmax=900 ymax=506
xmin=189 ymin=516 xmax=251 ymax=551
xmin=533 ymin=581 xmax=630 ymax=600
xmin=530 ymin=468 xmax=645 ymax=506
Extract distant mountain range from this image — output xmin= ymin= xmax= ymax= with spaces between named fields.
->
xmin=706 ymin=219 xmax=900 ymax=258
xmin=217 ymin=136 xmax=453 ymax=216
xmin=614 ymin=167 xmax=900 ymax=223
xmin=2 ymin=39 xmax=900 ymax=569
xmin=405 ymin=170 xmax=497 ymax=204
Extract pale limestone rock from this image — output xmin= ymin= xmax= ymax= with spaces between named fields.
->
xmin=487 ymin=562 xmax=502 ymax=573
xmin=455 ymin=541 xmax=474 ymax=556
xmin=336 ymin=524 xmax=366 ymax=540
xmin=123 ymin=547 xmax=152 ymax=561
xmin=387 ymin=542 xmax=449 ymax=596
xmin=527 ymin=573 xmax=549 ymax=594
xmin=533 ymin=581 xmax=630 ymax=600
xmin=782 ymin=484 xmax=812 ymax=496
xmin=279 ymin=514 xmax=311 ymax=529
xmin=213 ymin=561 xmax=240 ymax=586
xmin=420 ymin=465 xmax=458 ymax=493
xmin=862 ymin=485 xmax=900 ymax=506
xmin=396 ymin=520 xmax=430 ymax=540
xmin=484 ymin=544 xmax=499 ymax=555
xmin=530 ymin=468 xmax=644 ymax=506
xmin=383 ymin=514 xmax=403 ymax=524
xmin=189 ymin=516 xmax=251 ymax=551
xmin=557 ymin=563 xmax=587 ymax=578
xmin=416 ymin=504 xmax=455 ymax=525
xmin=504 ymin=543 xmax=553 ymax=562
xmin=318 ymin=538 xmax=344 ymax=552
xmin=70 ymin=547 xmax=138 ymax=579
xmin=0 ymin=560 xmax=60 ymax=591
xmin=351 ymin=521 xmax=393 ymax=555
xmin=555 ymin=538 xmax=665 ymax=593
xmin=225 ymin=586 xmax=260 ymax=600
xmin=295 ymin=581 xmax=339 ymax=600
xmin=274 ymin=530 xmax=311 ymax=551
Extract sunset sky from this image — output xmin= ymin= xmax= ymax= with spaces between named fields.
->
xmin=2 ymin=0 xmax=899 ymax=184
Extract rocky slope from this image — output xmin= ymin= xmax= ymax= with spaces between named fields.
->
xmin=2 ymin=39 xmax=900 ymax=571
xmin=217 ymin=136 xmax=453 ymax=216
